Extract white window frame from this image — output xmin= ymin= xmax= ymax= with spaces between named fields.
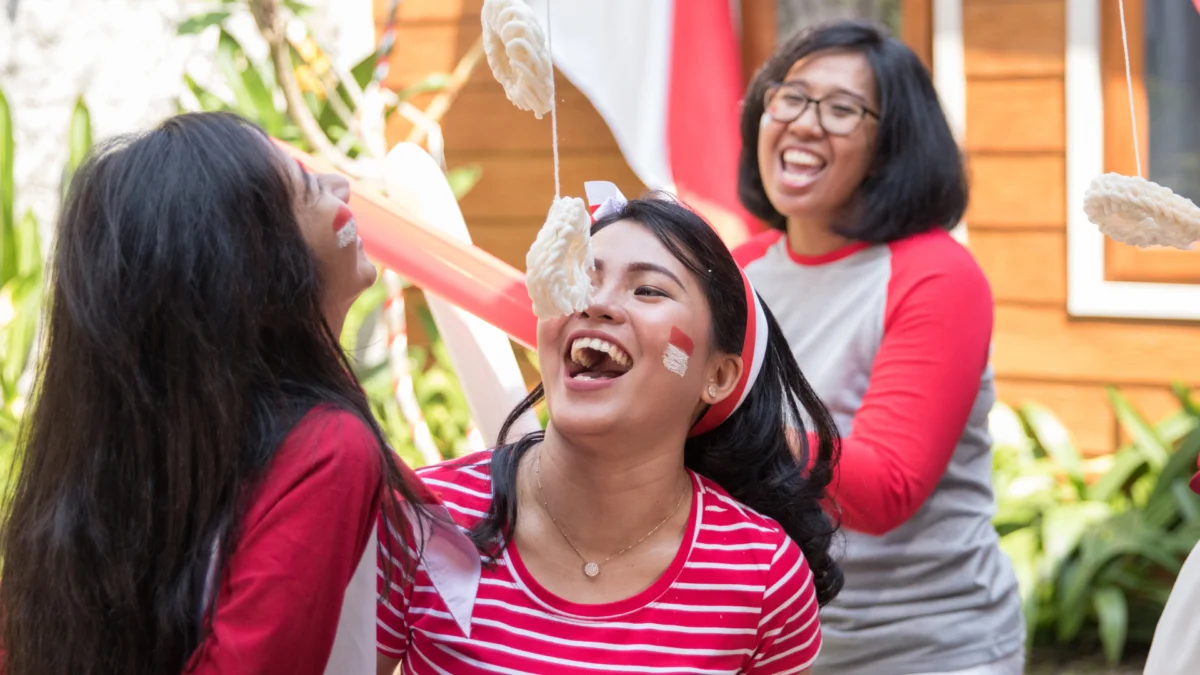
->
xmin=1065 ymin=0 xmax=1200 ymax=321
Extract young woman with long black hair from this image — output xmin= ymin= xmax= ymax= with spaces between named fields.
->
xmin=0 ymin=111 xmax=428 ymax=675
xmin=375 ymin=193 xmax=842 ymax=674
xmin=735 ymin=20 xmax=1023 ymax=675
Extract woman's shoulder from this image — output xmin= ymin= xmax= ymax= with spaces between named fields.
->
xmin=271 ymin=405 xmax=383 ymax=488
xmin=413 ymin=449 xmax=496 ymax=517
xmin=883 ymin=229 xmax=993 ymax=316
xmin=888 ymin=229 xmax=989 ymax=284
xmin=694 ymin=474 xmax=790 ymax=547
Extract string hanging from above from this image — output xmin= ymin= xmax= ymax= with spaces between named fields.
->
xmin=1083 ymin=0 xmax=1200 ymax=249
xmin=481 ymin=0 xmax=594 ymax=319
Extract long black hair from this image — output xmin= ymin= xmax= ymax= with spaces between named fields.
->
xmin=470 ymin=197 xmax=843 ymax=606
xmin=0 ymin=112 xmax=424 ymax=675
xmin=738 ymin=20 xmax=968 ymax=242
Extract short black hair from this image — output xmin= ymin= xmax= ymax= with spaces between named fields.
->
xmin=738 ymin=20 xmax=968 ymax=243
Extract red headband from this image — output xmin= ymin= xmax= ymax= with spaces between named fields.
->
xmin=688 ymin=268 xmax=769 ymax=436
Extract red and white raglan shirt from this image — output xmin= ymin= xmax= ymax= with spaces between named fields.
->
xmin=376 ymin=451 xmax=823 ymax=674
xmin=734 ymin=229 xmax=1025 ymax=674
xmin=185 ymin=407 xmax=389 ymax=675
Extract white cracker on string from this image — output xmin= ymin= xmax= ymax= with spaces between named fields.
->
xmin=480 ymin=0 xmax=595 ymax=318
xmin=1083 ymin=0 xmax=1200 ymax=250
xmin=1084 ymin=173 xmax=1200 ymax=250
xmin=525 ymin=197 xmax=594 ymax=318
xmin=480 ymin=0 xmax=554 ymax=119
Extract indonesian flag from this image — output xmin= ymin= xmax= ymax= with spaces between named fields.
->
xmin=524 ymin=0 xmax=759 ymax=248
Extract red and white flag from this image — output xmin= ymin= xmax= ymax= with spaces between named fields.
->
xmin=525 ymin=0 xmax=760 ymax=247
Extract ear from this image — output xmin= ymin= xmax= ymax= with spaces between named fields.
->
xmin=700 ymin=352 xmax=744 ymax=406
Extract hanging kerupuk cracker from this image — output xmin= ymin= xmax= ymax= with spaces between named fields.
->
xmin=1083 ymin=0 xmax=1200 ymax=249
xmin=481 ymin=0 xmax=594 ymax=318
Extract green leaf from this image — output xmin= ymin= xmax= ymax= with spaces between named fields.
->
xmin=1087 ymin=446 xmax=1148 ymax=502
xmin=61 ymin=96 xmax=93 ymax=201
xmin=350 ymin=52 xmax=377 ymax=89
xmin=1020 ymin=401 xmax=1085 ymax=491
xmin=446 ymin=164 xmax=483 ymax=201
xmin=15 ymin=209 xmax=40 ymax=282
xmin=216 ymin=29 xmax=285 ymax=134
xmin=283 ymin=0 xmax=313 ymax=15
xmin=1171 ymin=380 xmax=1200 ymax=418
xmin=1108 ymin=386 xmax=1170 ymax=470
xmin=1173 ymin=479 xmax=1200 ymax=523
xmin=1150 ymin=425 xmax=1200 ymax=502
xmin=0 ymin=275 xmax=43 ymax=400
xmin=1041 ymin=502 xmax=1112 ymax=579
xmin=176 ymin=11 xmax=231 ymax=35
xmin=183 ymin=74 xmax=232 ymax=113
xmin=0 ymin=87 xmax=16 ymax=288
xmin=1092 ymin=586 xmax=1128 ymax=664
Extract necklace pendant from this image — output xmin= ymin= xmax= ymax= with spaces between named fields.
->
xmin=583 ymin=562 xmax=600 ymax=578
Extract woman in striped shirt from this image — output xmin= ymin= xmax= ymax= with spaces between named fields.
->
xmin=377 ymin=193 xmax=843 ymax=674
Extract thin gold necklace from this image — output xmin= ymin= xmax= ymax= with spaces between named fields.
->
xmin=534 ymin=449 xmax=689 ymax=579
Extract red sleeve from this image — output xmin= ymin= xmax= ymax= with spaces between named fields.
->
xmin=747 ymin=535 xmax=822 ymax=673
xmin=733 ymin=230 xmax=784 ymax=267
xmin=187 ymin=408 xmax=384 ymax=675
xmin=813 ymin=233 xmax=993 ymax=536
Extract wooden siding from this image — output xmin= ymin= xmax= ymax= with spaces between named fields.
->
xmin=963 ymin=0 xmax=1200 ymax=455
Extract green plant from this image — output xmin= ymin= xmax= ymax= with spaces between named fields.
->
xmin=0 ymin=87 xmax=94 ymax=491
xmin=991 ymin=384 xmax=1200 ymax=664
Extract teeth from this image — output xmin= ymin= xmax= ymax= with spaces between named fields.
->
xmin=569 ymin=337 xmax=632 ymax=369
xmin=782 ymin=148 xmax=823 ymax=168
xmin=336 ymin=218 xmax=358 ymax=249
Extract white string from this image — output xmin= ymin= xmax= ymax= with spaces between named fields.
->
xmin=1117 ymin=0 xmax=1143 ymax=178
xmin=546 ymin=0 xmax=561 ymax=198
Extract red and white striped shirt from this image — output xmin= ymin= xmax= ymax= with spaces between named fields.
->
xmin=377 ymin=451 xmax=822 ymax=674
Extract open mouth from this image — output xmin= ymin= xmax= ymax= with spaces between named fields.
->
xmin=779 ymin=148 xmax=825 ymax=189
xmin=566 ymin=337 xmax=634 ymax=381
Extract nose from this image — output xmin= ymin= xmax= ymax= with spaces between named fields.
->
xmin=578 ymin=281 xmax=628 ymax=324
xmin=319 ymin=172 xmax=352 ymax=204
xmin=786 ymin=103 xmax=825 ymax=139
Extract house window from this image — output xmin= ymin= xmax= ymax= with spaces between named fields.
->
xmin=1102 ymin=0 xmax=1200 ymax=284
xmin=1145 ymin=1 xmax=1200 ymax=203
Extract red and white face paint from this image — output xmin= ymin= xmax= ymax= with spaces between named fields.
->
xmin=663 ymin=326 xmax=695 ymax=377
xmin=333 ymin=204 xmax=358 ymax=249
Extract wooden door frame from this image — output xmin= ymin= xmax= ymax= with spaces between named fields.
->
xmin=1065 ymin=0 xmax=1200 ymax=321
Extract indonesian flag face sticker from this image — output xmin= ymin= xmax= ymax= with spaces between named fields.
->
xmin=663 ymin=326 xmax=694 ymax=377
xmin=333 ymin=204 xmax=358 ymax=249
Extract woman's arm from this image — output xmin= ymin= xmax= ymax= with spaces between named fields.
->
xmin=800 ymin=238 xmax=994 ymax=536
xmin=187 ymin=410 xmax=384 ymax=675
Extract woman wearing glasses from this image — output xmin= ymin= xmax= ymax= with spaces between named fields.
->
xmin=733 ymin=20 xmax=1024 ymax=675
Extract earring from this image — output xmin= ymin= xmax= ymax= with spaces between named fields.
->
xmin=707 ymin=384 xmax=718 ymax=399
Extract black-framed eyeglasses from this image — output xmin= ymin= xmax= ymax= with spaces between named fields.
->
xmin=763 ymin=82 xmax=879 ymax=136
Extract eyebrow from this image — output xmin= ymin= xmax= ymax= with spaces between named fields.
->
xmin=594 ymin=259 xmax=686 ymax=289
xmin=780 ymin=79 xmax=873 ymax=107
xmin=295 ymin=159 xmax=315 ymax=198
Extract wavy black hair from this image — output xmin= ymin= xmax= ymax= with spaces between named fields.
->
xmin=738 ymin=19 xmax=968 ymax=243
xmin=469 ymin=197 xmax=843 ymax=606
xmin=0 ymin=112 xmax=424 ymax=675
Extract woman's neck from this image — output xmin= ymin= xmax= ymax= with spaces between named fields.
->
xmin=786 ymin=215 xmax=853 ymax=258
xmin=523 ymin=426 xmax=692 ymax=553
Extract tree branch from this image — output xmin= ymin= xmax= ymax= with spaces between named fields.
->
xmin=248 ymin=0 xmax=364 ymax=177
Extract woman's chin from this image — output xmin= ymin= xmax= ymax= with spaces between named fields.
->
xmin=547 ymin=406 xmax=627 ymax=441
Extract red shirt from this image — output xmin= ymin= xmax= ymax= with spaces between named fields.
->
xmin=377 ymin=451 xmax=823 ymax=674
xmin=187 ymin=407 xmax=384 ymax=674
